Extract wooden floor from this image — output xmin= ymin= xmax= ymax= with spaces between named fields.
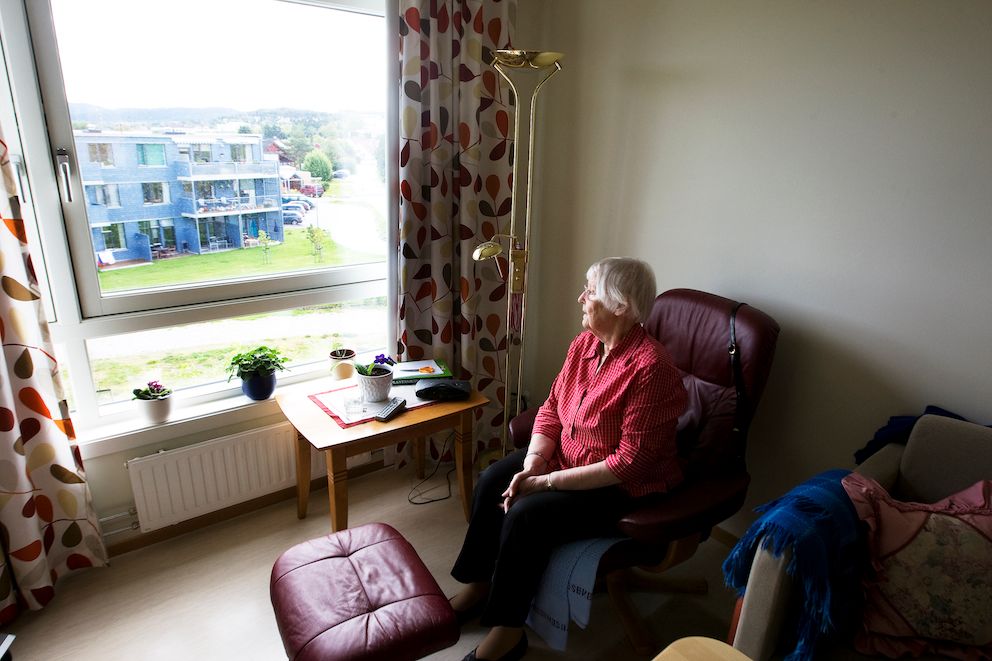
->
xmin=7 ymin=465 xmax=738 ymax=660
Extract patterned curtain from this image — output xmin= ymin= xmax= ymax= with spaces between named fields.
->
xmin=397 ymin=0 xmax=516 ymax=464
xmin=0 ymin=125 xmax=107 ymax=624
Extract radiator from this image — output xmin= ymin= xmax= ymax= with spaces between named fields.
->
xmin=126 ymin=422 xmax=369 ymax=532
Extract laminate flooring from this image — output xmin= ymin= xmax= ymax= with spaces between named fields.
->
xmin=7 ymin=465 xmax=738 ymax=660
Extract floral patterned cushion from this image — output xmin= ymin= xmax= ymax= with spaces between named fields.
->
xmin=842 ymin=472 xmax=992 ymax=660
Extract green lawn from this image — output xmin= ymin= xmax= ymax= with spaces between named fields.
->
xmin=98 ymin=227 xmax=379 ymax=292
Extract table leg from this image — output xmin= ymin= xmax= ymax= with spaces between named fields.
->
xmin=326 ymin=448 xmax=349 ymax=532
xmin=295 ymin=432 xmax=311 ymax=519
xmin=414 ymin=436 xmax=426 ymax=479
xmin=454 ymin=411 xmax=473 ymax=522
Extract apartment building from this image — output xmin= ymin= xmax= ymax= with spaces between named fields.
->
xmin=78 ymin=130 xmax=284 ymax=266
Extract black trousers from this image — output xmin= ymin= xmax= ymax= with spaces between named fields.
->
xmin=451 ymin=449 xmax=632 ymax=627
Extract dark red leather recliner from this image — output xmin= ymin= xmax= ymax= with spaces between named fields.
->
xmin=509 ymin=288 xmax=780 ymax=654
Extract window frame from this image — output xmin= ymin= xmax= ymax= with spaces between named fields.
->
xmin=1 ymin=0 xmax=398 ymax=450
xmin=23 ymin=0 xmax=390 ymax=319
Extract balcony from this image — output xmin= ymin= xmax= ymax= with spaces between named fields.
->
xmin=177 ymin=194 xmax=281 ymax=218
xmin=174 ymin=160 xmax=279 ymax=181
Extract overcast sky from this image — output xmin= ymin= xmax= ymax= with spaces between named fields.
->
xmin=51 ymin=0 xmax=386 ymax=114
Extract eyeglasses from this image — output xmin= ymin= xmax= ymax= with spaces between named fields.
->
xmin=580 ymin=285 xmax=596 ymax=299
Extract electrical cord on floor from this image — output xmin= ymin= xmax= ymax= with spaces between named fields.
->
xmin=407 ymin=432 xmax=456 ymax=505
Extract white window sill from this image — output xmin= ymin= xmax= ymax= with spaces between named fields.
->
xmin=76 ymin=369 xmax=335 ymax=460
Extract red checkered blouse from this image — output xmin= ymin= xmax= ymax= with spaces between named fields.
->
xmin=531 ymin=325 xmax=688 ymax=497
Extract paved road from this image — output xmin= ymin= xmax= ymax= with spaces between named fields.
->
xmin=295 ymin=159 xmax=386 ymax=255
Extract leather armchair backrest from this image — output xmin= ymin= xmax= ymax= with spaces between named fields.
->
xmin=644 ymin=289 xmax=780 ymax=475
xmin=896 ymin=414 xmax=992 ymax=503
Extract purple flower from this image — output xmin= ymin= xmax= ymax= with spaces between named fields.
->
xmin=374 ymin=354 xmax=396 ymax=366
xmin=134 ymin=379 xmax=173 ymax=400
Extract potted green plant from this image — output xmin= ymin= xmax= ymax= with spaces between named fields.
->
xmin=354 ymin=354 xmax=394 ymax=402
xmin=132 ymin=380 xmax=173 ymax=423
xmin=228 ymin=346 xmax=288 ymax=401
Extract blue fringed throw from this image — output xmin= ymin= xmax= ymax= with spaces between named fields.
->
xmin=723 ymin=469 xmax=863 ymax=661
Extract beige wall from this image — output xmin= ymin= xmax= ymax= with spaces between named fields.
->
xmin=519 ymin=0 xmax=992 ymax=535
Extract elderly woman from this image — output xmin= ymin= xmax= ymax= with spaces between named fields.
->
xmin=450 ymin=257 xmax=688 ymax=661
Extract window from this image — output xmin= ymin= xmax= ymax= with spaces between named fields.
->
xmin=87 ymin=183 xmax=120 ymax=207
xmin=193 ymin=144 xmax=212 ymax=163
xmin=37 ymin=0 xmax=388 ymax=313
xmin=86 ymin=142 xmax=114 ymax=166
xmin=137 ymin=219 xmax=176 ymax=247
xmin=141 ymin=182 xmax=167 ymax=204
xmin=6 ymin=0 xmax=392 ymax=439
xmin=86 ymin=298 xmax=386 ymax=404
xmin=136 ymin=143 xmax=166 ymax=166
xmin=100 ymin=224 xmax=126 ymax=250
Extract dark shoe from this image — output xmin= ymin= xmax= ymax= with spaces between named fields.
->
xmin=461 ymin=631 xmax=528 ymax=661
xmin=454 ymin=598 xmax=486 ymax=626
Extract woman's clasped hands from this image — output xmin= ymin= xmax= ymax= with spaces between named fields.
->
xmin=500 ymin=453 xmax=551 ymax=512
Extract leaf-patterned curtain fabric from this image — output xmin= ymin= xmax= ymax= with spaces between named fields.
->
xmin=0 ymin=125 xmax=107 ymax=624
xmin=397 ymin=0 xmax=515 ymax=463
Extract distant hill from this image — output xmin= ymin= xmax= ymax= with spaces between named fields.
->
xmin=68 ymin=104 xmax=357 ymax=130
xmin=69 ymin=103 xmax=243 ymax=126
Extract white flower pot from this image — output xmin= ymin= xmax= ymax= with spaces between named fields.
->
xmin=139 ymin=397 xmax=172 ymax=424
xmin=355 ymin=369 xmax=393 ymax=403
xmin=329 ymin=348 xmax=356 ymax=380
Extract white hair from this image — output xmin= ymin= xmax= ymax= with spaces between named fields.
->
xmin=586 ymin=257 xmax=657 ymax=324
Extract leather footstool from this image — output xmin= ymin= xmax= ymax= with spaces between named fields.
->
xmin=270 ymin=522 xmax=458 ymax=661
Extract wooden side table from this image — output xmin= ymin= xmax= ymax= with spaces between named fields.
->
xmin=277 ymin=382 xmax=488 ymax=532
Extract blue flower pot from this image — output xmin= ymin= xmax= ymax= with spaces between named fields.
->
xmin=242 ymin=373 xmax=277 ymax=401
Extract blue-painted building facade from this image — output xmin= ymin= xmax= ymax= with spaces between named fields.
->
xmin=76 ymin=130 xmax=284 ymax=265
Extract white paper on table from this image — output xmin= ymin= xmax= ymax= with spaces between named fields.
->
xmin=311 ymin=382 xmax=437 ymax=425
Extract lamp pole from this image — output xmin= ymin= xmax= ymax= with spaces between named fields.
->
xmin=488 ymin=50 xmax=563 ymax=456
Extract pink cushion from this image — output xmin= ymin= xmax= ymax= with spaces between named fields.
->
xmin=270 ymin=523 xmax=458 ymax=661
xmin=842 ymin=473 xmax=992 ymax=660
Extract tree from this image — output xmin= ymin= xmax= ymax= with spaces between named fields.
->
xmin=263 ymin=123 xmax=286 ymax=140
xmin=258 ymin=229 xmax=271 ymax=264
xmin=237 ymin=125 xmax=252 ymax=134
xmin=301 ymin=150 xmax=332 ymax=183
xmin=305 ymin=225 xmax=326 ymax=262
xmin=287 ymin=129 xmax=312 ymax=165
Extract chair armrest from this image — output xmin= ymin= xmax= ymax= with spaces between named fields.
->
xmin=508 ymin=408 xmax=539 ymax=449
xmin=732 ymin=546 xmax=794 ymax=661
xmin=856 ymin=442 xmax=904 ymax=491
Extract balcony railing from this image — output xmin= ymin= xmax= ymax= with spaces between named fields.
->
xmin=177 ymin=194 xmax=281 ymax=217
xmin=174 ymin=160 xmax=279 ymax=179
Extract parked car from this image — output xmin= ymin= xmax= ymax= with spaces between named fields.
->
xmin=282 ymin=210 xmax=304 ymax=225
xmin=300 ymin=184 xmax=324 ymax=197
xmin=282 ymin=196 xmax=313 ymax=210
xmin=332 ymin=170 xmax=350 ymax=179
xmin=282 ymin=202 xmax=309 ymax=214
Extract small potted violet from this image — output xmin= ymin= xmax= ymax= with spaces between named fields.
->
xmin=133 ymin=380 xmax=173 ymax=424
xmin=354 ymin=354 xmax=395 ymax=402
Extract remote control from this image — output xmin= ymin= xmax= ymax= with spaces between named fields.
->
xmin=375 ymin=397 xmax=406 ymax=422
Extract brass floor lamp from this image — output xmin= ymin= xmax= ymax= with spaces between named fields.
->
xmin=472 ymin=50 xmax=563 ymax=456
